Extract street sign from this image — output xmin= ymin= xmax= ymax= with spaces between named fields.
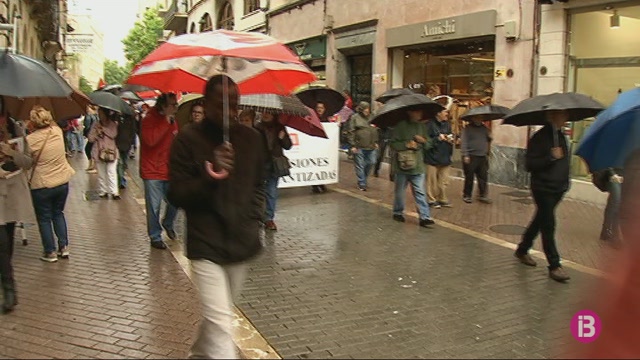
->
xmin=66 ymin=34 xmax=94 ymax=54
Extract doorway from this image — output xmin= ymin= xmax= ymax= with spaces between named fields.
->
xmin=349 ymin=54 xmax=372 ymax=105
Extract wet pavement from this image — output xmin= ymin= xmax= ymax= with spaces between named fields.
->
xmin=236 ymin=188 xmax=597 ymax=359
xmin=1 ymin=153 xmax=609 ymax=359
xmin=1 ymin=157 xmax=199 ymax=359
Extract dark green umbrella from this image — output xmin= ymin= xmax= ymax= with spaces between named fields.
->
xmin=371 ymin=94 xmax=444 ymax=128
xmin=502 ymin=92 xmax=605 ymax=126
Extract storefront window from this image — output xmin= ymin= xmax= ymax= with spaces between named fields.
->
xmin=567 ymin=4 xmax=640 ymax=178
xmin=402 ymin=37 xmax=496 ymax=169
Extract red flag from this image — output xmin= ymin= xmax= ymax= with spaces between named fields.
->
xmin=97 ymin=78 xmax=106 ymax=90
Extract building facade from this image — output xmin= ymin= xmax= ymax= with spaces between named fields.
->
xmin=65 ymin=13 xmax=105 ymax=90
xmin=268 ymin=0 xmax=537 ymax=188
xmin=537 ymin=0 xmax=640 ymax=181
xmin=158 ymin=0 xmax=268 ymax=38
xmin=0 ymin=0 xmax=70 ymax=73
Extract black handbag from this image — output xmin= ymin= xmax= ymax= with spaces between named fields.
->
xmin=272 ymin=156 xmax=291 ymax=177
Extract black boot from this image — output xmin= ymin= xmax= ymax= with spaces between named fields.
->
xmin=2 ymin=281 xmax=17 ymax=314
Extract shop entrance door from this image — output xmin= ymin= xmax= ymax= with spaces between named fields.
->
xmin=349 ymin=54 xmax=372 ymax=105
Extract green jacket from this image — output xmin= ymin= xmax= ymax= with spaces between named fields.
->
xmin=390 ymin=120 xmax=431 ymax=175
xmin=346 ymin=113 xmax=378 ymax=150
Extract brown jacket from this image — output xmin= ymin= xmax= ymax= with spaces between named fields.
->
xmin=167 ymin=120 xmax=266 ymax=265
xmin=26 ymin=126 xmax=75 ymax=190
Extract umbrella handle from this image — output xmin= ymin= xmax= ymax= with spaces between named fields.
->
xmin=223 ymin=72 xmax=230 ymax=143
xmin=205 ymin=161 xmax=229 ymax=180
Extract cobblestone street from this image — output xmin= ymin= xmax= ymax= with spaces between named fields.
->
xmin=0 ymin=155 xmax=610 ymax=359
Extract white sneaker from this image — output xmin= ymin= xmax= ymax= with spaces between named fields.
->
xmin=40 ymin=252 xmax=58 ymax=262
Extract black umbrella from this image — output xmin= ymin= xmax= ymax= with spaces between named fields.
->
xmin=460 ymin=105 xmax=510 ymax=122
xmin=89 ymin=91 xmax=134 ymax=116
xmin=502 ymin=92 xmax=605 ymax=126
xmin=375 ymin=88 xmax=415 ymax=104
xmin=295 ymin=86 xmax=345 ymax=116
xmin=371 ymin=94 xmax=445 ymax=128
xmin=239 ymin=94 xmax=309 ymax=117
xmin=0 ymin=51 xmax=74 ymax=98
xmin=99 ymin=84 xmax=123 ymax=93
xmin=118 ymin=90 xmax=143 ymax=102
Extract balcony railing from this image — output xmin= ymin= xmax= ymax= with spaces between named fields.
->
xmin=163 ymin=0 xmax=188 ymax=34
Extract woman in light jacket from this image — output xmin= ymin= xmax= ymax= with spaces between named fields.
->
xmin=26 ymin=106 xmax=75 ymax=263
xmin=88 ymin=107 xmax=119 ymax=200
xmin=0 ymin=105 xmax=36 ymax=313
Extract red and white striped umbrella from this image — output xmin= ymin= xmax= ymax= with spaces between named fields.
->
xmin=126 ymin=30 xmax=316 ymax=95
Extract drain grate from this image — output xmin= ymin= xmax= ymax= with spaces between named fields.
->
xmin=502 ymin=191 xmax=531 ymax=198
xmin=512 ymin=198 xmax=534 ymax=205
xmin=83 ymin=190 xmax=102 ymax=201
xmin=489 ymin=224 xmax=527 ymax=235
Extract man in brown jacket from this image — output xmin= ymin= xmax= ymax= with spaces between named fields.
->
xmin=168 ymin=75 xmax=266 ymax=359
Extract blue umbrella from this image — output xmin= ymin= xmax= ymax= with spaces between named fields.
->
xmin=576 ymin=88 xmax=640 ymax=172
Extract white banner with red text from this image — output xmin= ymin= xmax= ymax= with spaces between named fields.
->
xmin=278 ymin=123 xmax=340 ymax=188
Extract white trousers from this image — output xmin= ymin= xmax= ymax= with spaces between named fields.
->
xmin=189 ymin=259 xmax=247 ymax=359
xmin=96 ymin=160 xmax=118 ymax=196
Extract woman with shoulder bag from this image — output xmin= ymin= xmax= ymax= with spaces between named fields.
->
xmin=25 ymin=106 xmax=75 ymax=263
xmin=0 ymin=99 xmax=37 ymax=313
xmin=255 ymin=111 xmax=292 ymax=231
xmin=88 ymin=107 xmax=119 ymax=200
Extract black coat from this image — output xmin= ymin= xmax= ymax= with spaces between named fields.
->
xmin=255 ymin=121 xmax=293 ymax=177
xmin=167 ymin=120 xmax=266 ymax=265
xmin=526 ymin=124 xmax=570 ymax=193
xmin=425 ymin=119 xmax=453 ymax=166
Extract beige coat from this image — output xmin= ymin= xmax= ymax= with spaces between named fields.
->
xmin=26 ymin=126 xmax=75 ymax=190
xmin=0 ymin=138 xmax=37 ymax=225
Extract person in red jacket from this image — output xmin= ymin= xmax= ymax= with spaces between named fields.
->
xmin=140 ymin=93 xmax=179 ymax=250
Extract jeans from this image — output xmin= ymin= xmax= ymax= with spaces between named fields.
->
xmin=0 ymin=223 xmax=16 ymax=284
xmin=516 ymin=190 xmax=564 ymax=269
xmin=144 ymin=180 xmax=178 ymax=243
xmin=189 ymin=259 xmax=247 ymax=359
xmin=354 ymin=149 xmax=377 ymax=187
xmin=602 ymin=180 xmax=622 ymax=240
xmin=393 ymin=173 xmax=432 ymax=220
xmin=66 ymin=131 xmax=82 ymax=152
xmin=264 ymin=175 xmax=279 ymax=222
xmin=117 ymin=150 xmax=128 ymax=188
xmin=463 ymin=156 xmax=489 ymax=198
xmin=31 ymin=183 xmax=70 ymax=254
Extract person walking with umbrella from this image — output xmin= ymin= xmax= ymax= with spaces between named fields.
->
xmin=459 ymin=105 xmax=509 ymax=204
xmin=346 ymin=102 xmax=378 ymax=191
xmin=255 ymin=111 xmax=293 ymax=231
xmin=87 ymin=107 xmax=120 ymax=200
xmin=506 ymin=92 xmax=604 ymax=282
xmin=167 ymin=75 xmax=267 ymax=359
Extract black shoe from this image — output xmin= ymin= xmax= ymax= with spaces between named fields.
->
xmin=2 ymin=282 xmax=17 ymax=314
xmin=119 ymin=184 xmax=126 ymax=190
xmin=312 ymin=185 xmax=321 ymax=194
xmin=164 ymin=228 xmax=177 ymax=241
xmin=111 ymin=195 xmax=121 ymax=200
xmin=151 ymin=241 xmax=167 ymax=250
xmin=373 ymin=171 xmax=379 ymax=177
xmin=99 ymin=193 xmax=109 ymax=199
xmin=419 ymin=218 xmax=435 ymax=228
xmin=358 ymin=185 xmax=367 ymax=191
xmin=463 ymin=197 xmax=472 ymax=203
xmin=393 ymin=214 xmax=406 ymax=223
